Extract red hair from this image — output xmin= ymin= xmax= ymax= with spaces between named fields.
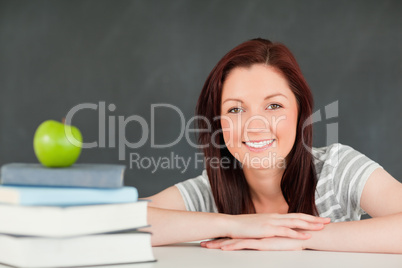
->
xmin=196 ymin=38 xmax=318 ymax=215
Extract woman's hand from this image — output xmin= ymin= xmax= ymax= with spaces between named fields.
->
xmin=201 ymin=237 xmax=305 ymax=251
xmin=202 ymin=213 xmax=331 ymax=251
xmin=226 ymin=213 xmax=330 ymax=240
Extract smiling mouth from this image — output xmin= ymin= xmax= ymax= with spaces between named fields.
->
xmin=243 ymin=139 xmax=275 ymax=149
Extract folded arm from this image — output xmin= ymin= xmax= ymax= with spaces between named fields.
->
xmin=203 ymin=168 xmax=402 ymax=253
xmin=303 ymin=212 xmax=402 ymax=253
xmin=304 ymin=167 xmax=402 ymax=253
xmin=140 ymin=186 xmax=329 ymax=246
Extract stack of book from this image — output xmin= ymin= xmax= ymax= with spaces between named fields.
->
xmin=0 ymin=163 xmax=155 ymax=268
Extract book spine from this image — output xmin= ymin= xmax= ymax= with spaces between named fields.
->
xmin=1 ymin=164 xmax=125 ymax=188
xmin=14 ymin=187 xmax=139 ymax=206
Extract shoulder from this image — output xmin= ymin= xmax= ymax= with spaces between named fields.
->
xmin=174 ymin=170 xmax=217 ymax=213
xmin=175 ymin=170 xmax=211 ymax=194
xmin=312 ymin=143 xmax=381 ymax=180
xmin=312 ymin=143 xmax=353 ymax=168
xmin=313 ymin=143 xmax=383 ymax=221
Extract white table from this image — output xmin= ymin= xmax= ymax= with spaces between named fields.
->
xmin=1 ymin=242 xmax=400 ymax=268
xmin=127 ymin=242 xmax=401 ymax=268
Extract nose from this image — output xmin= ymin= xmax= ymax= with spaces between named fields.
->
xmin=243 ymin=114 xmax=271 ymax=134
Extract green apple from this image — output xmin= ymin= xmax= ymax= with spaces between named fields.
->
xmin=33 ymin=120 xmax=83 ymax=167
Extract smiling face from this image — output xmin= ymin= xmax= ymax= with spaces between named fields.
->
xmin=220 ymin=64 xmax=299 ymax=170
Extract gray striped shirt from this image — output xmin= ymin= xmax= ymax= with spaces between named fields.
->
xmin=175 ymin=143 xmax=382 ymax=222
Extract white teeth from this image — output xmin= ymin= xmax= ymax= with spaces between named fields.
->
xmin=245 ymin=140 xmax=274 ymax=148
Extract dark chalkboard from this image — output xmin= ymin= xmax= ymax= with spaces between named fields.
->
xmin=0 ymin=0 xmax=401 ymax=199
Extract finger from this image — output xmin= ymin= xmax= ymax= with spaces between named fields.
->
xmin=205 ymin=241 xmax=231 ymax=249
xmin=222 ymin=238 xmax=304 ymax=251
xmin=271 ymin=218 xmax=325 ymax=230
xmin=277 ymin=213 xmax=329 ymax=222
xmin=202 ymin=238 xmax=232 ymax=249
xmin=201 ymin=239 xmax=219 ymax=248
xmin=277 ymin=213 xmax=331 ymax=224
xmin=221 ymin=239 xmax=264 ymax=251
xmin=270 ymin=226 xmax=311 ymax=240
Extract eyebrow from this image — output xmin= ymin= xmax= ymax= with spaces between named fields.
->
xmin=222 ymin=93 xmax=288 ymax=104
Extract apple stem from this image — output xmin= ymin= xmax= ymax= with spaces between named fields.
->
xmin=62 ymin=118 xmax=66 ymax=124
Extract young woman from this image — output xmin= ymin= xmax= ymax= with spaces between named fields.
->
xmin=141 ymin=38 xmax=402 ymax=253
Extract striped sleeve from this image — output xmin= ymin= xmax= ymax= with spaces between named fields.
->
xmin=314 ymin=143 xmax=383 ymax=221
xmin=174 ymin=170 xmax=217 ymax=213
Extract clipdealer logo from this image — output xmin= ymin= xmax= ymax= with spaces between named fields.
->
xmin=64 ymin=102 xmax=207 ymax=160
xmin=63 ymin=101 xmax=339 ymax=172
xmin=302 ymin=100 xmax=339 ymax=167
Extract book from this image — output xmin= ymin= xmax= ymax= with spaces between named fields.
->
xmin=0 ymin=201 xmax=148 ymax=237
xmin=0 ymin=185 xmax=138 ymax=206
xmin=0 ymin=231 xmax=155 ymax=268
xmin=0 ymin=163 xmax=125 ymax=188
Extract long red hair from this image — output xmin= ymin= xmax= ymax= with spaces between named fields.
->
xmin=196 ymin=38 xmax=318 ymax=215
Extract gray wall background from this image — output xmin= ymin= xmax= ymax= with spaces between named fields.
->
xmin=0 ymin=0 xmax=401 ymax=198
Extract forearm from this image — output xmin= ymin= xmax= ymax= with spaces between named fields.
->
xmin=304 ymin=212 xmax=402 ymax=254
xmin=142 ymin=206 xmax=331 ymax=247
xmin=140 ymin=207 xmax=230 ymax=246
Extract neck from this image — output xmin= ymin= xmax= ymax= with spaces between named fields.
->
xmin=242 ymin=166 xmax=286 ymax=206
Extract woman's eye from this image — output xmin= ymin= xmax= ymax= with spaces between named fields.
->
xmin=267 ymin=104 xmax=282 ymax=110
xmin=228 ymin=107 xmax=243 ymax=113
